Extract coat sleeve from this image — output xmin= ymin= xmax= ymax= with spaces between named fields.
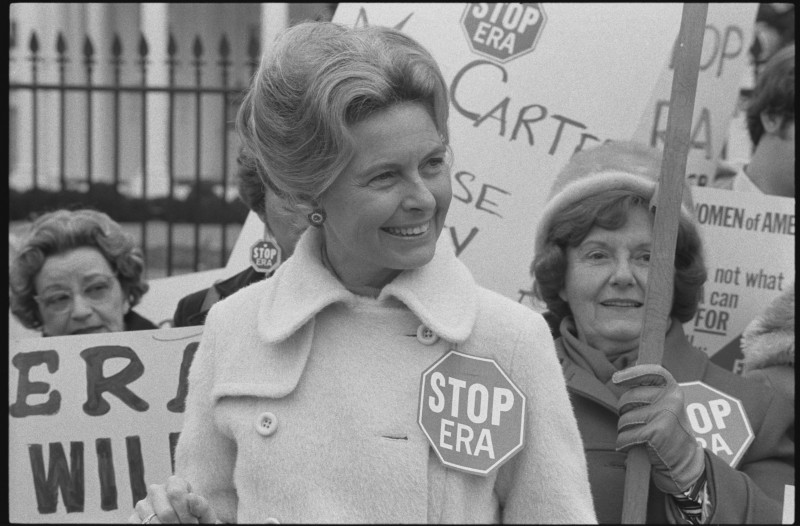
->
xmin=703 ymin=390 xmax=794 ymax=523
xmin=174 ymin=305 xmax=239 ymax=523
xmin=495 ymin=309 xmax=597 ymax=523
xmin=172 ymin=289 xmax=206 ymax=328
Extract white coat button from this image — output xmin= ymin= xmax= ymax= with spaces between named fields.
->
xmin=256 ymin=412 xmax=278 ymax=437
xmin=416 ymin=324 xmax=439 ymax=345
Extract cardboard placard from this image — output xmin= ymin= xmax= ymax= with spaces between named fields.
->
xmin=684 ymin=187 xmax=795 ymax=371
xmin=633 ymin=3 xmax=758 ymax=188
xmin=8 ymin=327 xmax=202 ymax=523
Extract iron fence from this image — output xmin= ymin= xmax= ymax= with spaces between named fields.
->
xmin=9 ymin=26 xmax=262 ymax=276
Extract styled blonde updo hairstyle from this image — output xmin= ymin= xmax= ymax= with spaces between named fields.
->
xmin=235 ymin=22 xmax=450 ymax=215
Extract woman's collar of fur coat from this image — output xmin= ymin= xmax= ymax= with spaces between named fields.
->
xmin=741 ymin=285 xmax=795 ymax=372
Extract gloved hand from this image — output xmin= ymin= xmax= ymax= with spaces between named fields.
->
xmin=612 ymin=364 xmax=705 ymax=495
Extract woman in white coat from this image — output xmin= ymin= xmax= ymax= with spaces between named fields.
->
xmin=129 ymin=22 xmax=596 ymax=524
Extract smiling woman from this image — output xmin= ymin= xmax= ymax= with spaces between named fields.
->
xmin=319 ymin=102 xmax=452 ymax=292
xmin=531 ymin=140 xmax=795 ymax=524
xmin=559 ymin=205 xmax=654 ymax=357
xmin=130 ymin=21 xmax=597 ymax=525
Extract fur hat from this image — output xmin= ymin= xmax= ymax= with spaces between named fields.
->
xmin=533 ymin=141 xmax=696 ymax=257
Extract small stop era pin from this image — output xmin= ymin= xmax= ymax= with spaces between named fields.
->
xmin=250 ymin=240 xmax=281 ymax=274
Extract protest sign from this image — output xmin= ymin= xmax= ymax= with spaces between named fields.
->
xmin=684 ymin=186 xmax=794 ymax=371
xmin=633 ymin=3 xmax=758 ymax=188
xmin=333 ymin=2 xmax=683 ymax=301
xmin=9 ymin=326 xmax=201 ymax=523
xmin=418 ymin=350 xmax=525 ymax=475
xmin=680 ymin=381 xmax=754 ymax=468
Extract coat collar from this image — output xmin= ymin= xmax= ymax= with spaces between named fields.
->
xmin=257 ymin=227 xmax=478 ymax=345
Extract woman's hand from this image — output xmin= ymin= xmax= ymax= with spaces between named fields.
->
xmin=127 ymin=475 xmax=218 ymax=524
xmin=612 ymin=364 xmax=706 ymax=495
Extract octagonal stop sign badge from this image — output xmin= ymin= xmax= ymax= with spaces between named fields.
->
xmin=680 ymin=381 xmax=754 ymax=468
xmin=461 ymin=3 xmax=546 ymax=63
xmin=418 ymin=350 xmax=526 ymax=476
xmin=250 ymin=240 xmax=281 ymax=274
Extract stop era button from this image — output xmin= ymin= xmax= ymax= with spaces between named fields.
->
xmin=679 ymin=381 xmax=754 ymax=468
xmin=418 ymin=350 xmax=526 ymax=476
xmin=416 ymin=324 xmax=439 ymax=345
xmin=256 ymin=412 xmax=279 ymax=437
xmin=250 ymin=240 xmax=281 ymax=273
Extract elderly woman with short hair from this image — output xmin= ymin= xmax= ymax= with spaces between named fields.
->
xmin=10 ymin=208 xmax=155 ymax=336
xmin=532 ymin=140 xmax=794 ymax=523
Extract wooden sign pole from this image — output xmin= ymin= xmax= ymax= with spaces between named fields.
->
xmin=620 ymin=3 xmax=708 ymax=523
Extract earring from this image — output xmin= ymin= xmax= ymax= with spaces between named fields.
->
xmin=308 ymin=209 xmax=326 ymax=227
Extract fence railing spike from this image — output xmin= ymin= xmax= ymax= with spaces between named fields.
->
xmin=192 ymin=35 xmax=203 ymax=58
xmin=112 ymin=33 xmax=123 ymax=58
xmin=167 ymin=31 xmax=177 ymax=57
xmin=56 ymin=32 xmax=67 ymax=55
xmin=138 ymin=32 xmax=149 ymax=59
xmin=29 ymin=30 xmax=39 ymax=54
xmin=219 ymin=34 xmax=230 ymax=58
xmin=83 ymin=34 xmax=95 ymax=62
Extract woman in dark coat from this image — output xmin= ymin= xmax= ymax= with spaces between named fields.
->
xmin=531 ymin=140 xmax=794 ymax=523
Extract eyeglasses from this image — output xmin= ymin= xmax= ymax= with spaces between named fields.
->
xmin=34 ymin=275 xmax=118 ymax=315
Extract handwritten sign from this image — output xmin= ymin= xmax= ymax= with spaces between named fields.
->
xmin=684 ymin=187 xmax=795 ymax=371
xmin=633 ymin=3 xmax=758 ymax=188
xmin=8 ymin=326 xmax=201 ymax=523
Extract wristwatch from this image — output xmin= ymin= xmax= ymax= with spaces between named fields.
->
xmin=672 ymin=471 xmax=707 ymax=524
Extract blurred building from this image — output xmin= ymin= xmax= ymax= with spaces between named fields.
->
xmin=9 ymin=3 xmax=336 ymax=198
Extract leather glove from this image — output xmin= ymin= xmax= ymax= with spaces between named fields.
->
xmin=612 ymin=364 xmax=705 ymax=495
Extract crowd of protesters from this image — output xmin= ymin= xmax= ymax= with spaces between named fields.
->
xmin=9 ymin=7 xmax=794 ymax=525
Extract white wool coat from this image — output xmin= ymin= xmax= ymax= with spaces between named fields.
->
xmin=175 ymin=228 xmax=596 ymax=523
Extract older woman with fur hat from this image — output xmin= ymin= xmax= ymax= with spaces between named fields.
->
xmin=531 ymin=140 xmax=794 ymax=523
